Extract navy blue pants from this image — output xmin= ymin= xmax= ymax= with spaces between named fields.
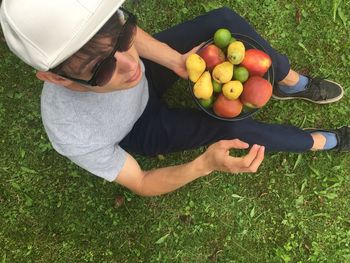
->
xmin=120 ymin=7 xmax=314 ymax=155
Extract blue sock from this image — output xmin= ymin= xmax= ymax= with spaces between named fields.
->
xmin=312 ymin=132 xmax=338 ymax=150
xmin=279 ymin=74 xmax=309 ymax=94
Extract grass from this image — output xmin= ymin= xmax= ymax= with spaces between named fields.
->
xmin=1 ymin=0 xmax=350 ymax=262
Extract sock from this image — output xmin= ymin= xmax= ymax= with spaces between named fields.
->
xmin=279 ymin=74 xmax=309 ymax=94
xmin=312 ymin=131 xmax=338 ymax=150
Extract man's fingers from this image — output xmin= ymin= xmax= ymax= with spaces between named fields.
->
xmin=220 ymin=139 xmax=250 ymax=150
xmin=192 ymin=42 xmax=206 ymax=53
xmin=184 ymin=42 xmax=206 ymax=58
xmin=246 ymin=145 xmax=265 ymax=172
xmin=228 ymin=145 xmax=265 ymax=173
xmin=240 ymin=144 xmax=261 ymax=167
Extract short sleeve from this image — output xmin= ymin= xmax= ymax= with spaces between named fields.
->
xmin=63 ymin=143 xmax=127 ymax=182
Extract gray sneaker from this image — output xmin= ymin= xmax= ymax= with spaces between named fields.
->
xmin=273 ymin=77 xmax=344 ymax=104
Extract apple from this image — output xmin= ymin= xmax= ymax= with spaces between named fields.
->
xmin=213 ymin=94 xmax=243 ymax=118
xmin=241 ymin=49 xmax=272 ymax=77
xmin=240 ymin=76 xmax=272 ymax=108
xmin=198 ymin=44 xmax=225 ymax=71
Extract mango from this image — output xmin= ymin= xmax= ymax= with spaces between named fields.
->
xmin=186 ymin=54 xmax=206 ymax=82
xmin=193 ymin=71 xmax=213 ymax=100
xmin=222 ymin=80 xmax=243 ymax=100
xmin=212 ymin=62 xmax=234 ymax=84
xmin=227 ymin=41 xmax=245 ymax=65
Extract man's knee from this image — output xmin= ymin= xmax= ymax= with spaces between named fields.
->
xmin=207 ymin=7 xmax=240 ymax=28
xmin=213 ymin=7 xmax=236 ymax=19
xmin=213 ymin=7 xmax=234 ymax=16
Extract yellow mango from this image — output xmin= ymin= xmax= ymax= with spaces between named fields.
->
xmin=193 ymin=71 xmax=213 ymax=100
xmin=186 ymin=54 xmax=206 ymax=82
xmin=227 ymin=41 xmax=245 ymax=65
xmin=212 ymin=62 xmax=234 ymax=84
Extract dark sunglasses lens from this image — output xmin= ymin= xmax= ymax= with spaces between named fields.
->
xmin=87 ymin=12 xmax=137 ymax=86
xmin=94 ymin=57 xmax=116 ymax=86
xmin=118 ymin=19 xmax=137 ymax=52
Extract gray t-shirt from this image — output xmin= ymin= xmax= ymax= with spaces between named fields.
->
xmin=41 ymin=61 xmax=149 ymax=182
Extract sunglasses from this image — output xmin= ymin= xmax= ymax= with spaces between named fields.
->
xmin=60 ymin=8 xmax=137 ymax=87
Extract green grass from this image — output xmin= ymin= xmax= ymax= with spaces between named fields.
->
xmin=1 ymin=0 xmax=350 ymax=262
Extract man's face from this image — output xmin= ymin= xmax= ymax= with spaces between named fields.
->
xmin=101 ymin=44 xmax=142 ymax=92
xmin=78 ymin=43 xmax=143 ymax=93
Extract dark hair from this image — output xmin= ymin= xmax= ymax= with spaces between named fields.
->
xmin=51 ymin=11 xmax=124 ymax=78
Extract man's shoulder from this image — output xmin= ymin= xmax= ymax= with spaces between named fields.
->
xmin=41 ymin=81 xmax=78 ymax=122
xmin=39 ymin=80 xmax=148 ymax=146
xmin=40 ymin=82 xmax=95 ymax=146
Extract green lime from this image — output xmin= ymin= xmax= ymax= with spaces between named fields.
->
xmin=199 ymin=96 xmax=215 ymax=108
xmin=233 ymin=66 xmax=249 ymax=83
xmin=212 ymin=80 xmax=222 ymax=93
xmin=213 ymin=28 xmax=232 ymax=49
xmin=229 ymin=36 xmax=236 ymax=44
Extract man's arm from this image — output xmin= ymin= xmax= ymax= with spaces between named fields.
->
xmin=115 ymin=139 xmax=265 ymax=196
xmin=134 ymin=26 xmax=197 ymax=79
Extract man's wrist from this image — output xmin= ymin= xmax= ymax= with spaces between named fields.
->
xmin=163 ymin=45 xmax=183 ymax=71
xmin=193 ymin=153 xmax=213 ymax=177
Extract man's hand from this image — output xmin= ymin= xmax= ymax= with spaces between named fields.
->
xmin=172 ymin=43 xmax=205 ymax=79
xmin=116 ymin=139 xmax=264 ymax=197
xmin=200 ymin=139 xmax=265 ymax=175
xmin=134 ymin=27 xmax=204 ymax=80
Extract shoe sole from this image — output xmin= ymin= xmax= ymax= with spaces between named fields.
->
xmin=272 ymin=80 xmax=344 ymax=104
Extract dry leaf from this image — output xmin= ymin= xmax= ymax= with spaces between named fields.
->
xmin=295 ymin=9 xmax=302 ymax=24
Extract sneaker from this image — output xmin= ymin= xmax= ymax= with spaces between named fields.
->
xmin=273 ymin=77 xmax=344 ymax=104
xmin=305 ymin=126 xmax=350 ymax=152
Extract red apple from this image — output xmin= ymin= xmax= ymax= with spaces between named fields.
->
xmin=213 ymin=94 xmax=243 ymax=118
xmin=198 ymin=44 xmax=225 ymax=71
xmin=240 ymin=76 xmax=272 ymax=108
xmin=241 ymin=49 xmax=272 ymax=77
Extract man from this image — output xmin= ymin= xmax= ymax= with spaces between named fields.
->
xmin=0 ymin=0 xmax=348 ymax=196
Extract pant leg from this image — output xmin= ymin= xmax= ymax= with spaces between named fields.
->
xmin=120 ymin=97 xmax=313 ymax=155
xmin=144 ymin=7 xmax=291 ymax=97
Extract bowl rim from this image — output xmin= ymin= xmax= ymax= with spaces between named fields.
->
xmin=188 ymin=33 xmax=275 ymax=122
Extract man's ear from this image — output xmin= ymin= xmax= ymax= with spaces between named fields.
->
xmin=36 ymin=71 xmax=73 ymax=86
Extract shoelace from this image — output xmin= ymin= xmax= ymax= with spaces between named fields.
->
xmin=308 ymin=79 xmax=328 ymax=100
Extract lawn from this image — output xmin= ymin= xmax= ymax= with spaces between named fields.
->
xmin=1 ymin=0 xmax=349 ymax=262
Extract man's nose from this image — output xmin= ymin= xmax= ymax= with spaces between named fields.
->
xmin=115 ymin=51 xmax=137 ymax=72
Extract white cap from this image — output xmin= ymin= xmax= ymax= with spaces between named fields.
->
xmin=0 ymin=0 xmax=125 ymax=71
